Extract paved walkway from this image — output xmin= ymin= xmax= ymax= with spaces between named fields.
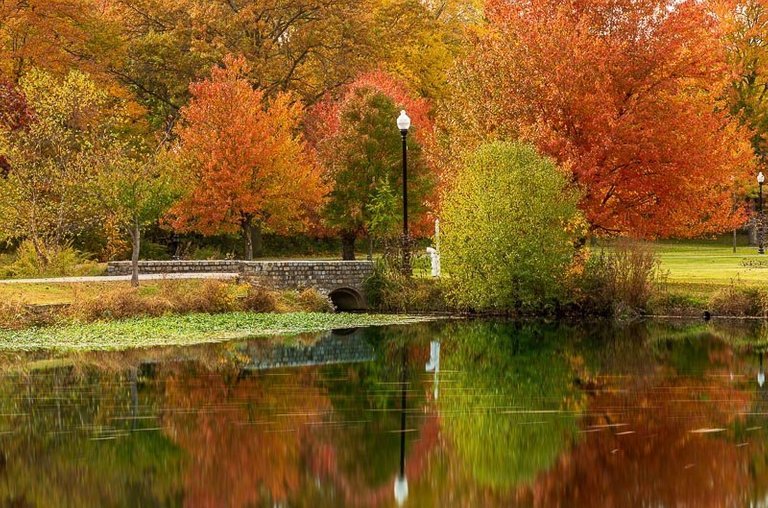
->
xmin=0 ymin=272 xmax=239 ymax=284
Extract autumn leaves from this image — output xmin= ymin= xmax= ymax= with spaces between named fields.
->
xmin=0 ymin=0 xmax=766 ymax=269
xmin=166 ymin=57 xmax=324 ymax=261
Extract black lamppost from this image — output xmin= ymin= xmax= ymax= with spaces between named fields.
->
xmin=759 ymin=171 xmax=765 ymax=255
xmin=397 ymin=110 xmax=412 ymax=276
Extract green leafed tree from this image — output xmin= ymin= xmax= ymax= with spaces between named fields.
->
xmin=309 ymin=72 xmax=436 ymax=259
xmin=440 ymin=141 xmax=585 ymax=311
xmin=97 ymin=147 xmax=180 ymax=286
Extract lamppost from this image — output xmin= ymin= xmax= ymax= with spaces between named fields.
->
xmin=759 ymin=172 xmax=765 ymax=255
xmin=397 ymin=110 xmax=412 ymax=276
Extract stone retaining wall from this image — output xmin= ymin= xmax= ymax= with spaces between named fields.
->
xmin=107 ymin=260 xmax=241 ymax=275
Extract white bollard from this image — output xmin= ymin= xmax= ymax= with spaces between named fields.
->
xmin=426 ymin=247 xmax=441 ymax=277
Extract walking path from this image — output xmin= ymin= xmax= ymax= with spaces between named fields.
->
xmin=0 ymin=273 xmax=239 ymax=284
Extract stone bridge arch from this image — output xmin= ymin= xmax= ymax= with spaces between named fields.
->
xmin=328 ymin=287 xmax=366 ymax=311
xmin=241 ymin=261 xmax=373 ymax=310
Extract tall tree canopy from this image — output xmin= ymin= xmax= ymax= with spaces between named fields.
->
xmin=450 ymin=0 xmax=754 ymax=238
xmin=722 ymin=0 xmax=768 ymax=198
xmin=95 ymin=0 xmax=474 ymax=130
xmin=166 ymin=56 xmax=324 ymax=260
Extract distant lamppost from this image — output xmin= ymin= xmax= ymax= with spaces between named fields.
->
xmin=397 ymin=110 xmax=412 ymax=276
xmin=759 ymin=172 xmax=765 ymax=255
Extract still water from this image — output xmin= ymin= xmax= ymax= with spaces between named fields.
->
xmin=1 ymin=319 xmax=768 ymax=507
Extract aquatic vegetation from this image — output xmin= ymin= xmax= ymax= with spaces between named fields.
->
xmin=0 ymin=312 xmax=436 ymax=351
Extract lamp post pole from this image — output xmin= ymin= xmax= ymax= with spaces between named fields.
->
xmin=397 ymin=110 xmax=412 ymax=276
xmin=759 ymin=172 xmax=765 ymax=255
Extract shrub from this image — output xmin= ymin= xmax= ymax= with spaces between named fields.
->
xmin=441 ymin=141 xmax=585 ymax=312
xmin=603 ymin=241 xmax=663 ymax=310
xmin=647 ymin=293 xmax=702 ymax=317
xmin=708 ymin=282 xmax=765 ymax=317
xmin=296 ymin=288 xmax=335 ymax=313
xmin=576 ymin=239 xmax=665 ymax=315
xmin=70 ymin=280 xmax=241 ymax=321
xmin=0 ymin=301 xmax=29 ymax=330
xmin=0 ymin=301 xmax=60 ymax=330
xmin=0 ymin=241 xmax=103 ymax=278
xmin=191 ymin=246 xmax=224 ymax=260
xmin=241 ymin=285 xmax=279 ymax=313
xmin=364 ymin=261 xmax=448 ymax=313
xmin=69 ymin=286 xmax=174 ymax=321
xmin=573 ymin=242 xmax=664 ymax=316
xmin=166 ymin=280 xmax=237 ymax=314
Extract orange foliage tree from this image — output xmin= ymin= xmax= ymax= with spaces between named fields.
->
xmin=451 ymin=0 xmax=754 ymax=238
xmin=166 ymin=56 xmax=324 ymax=259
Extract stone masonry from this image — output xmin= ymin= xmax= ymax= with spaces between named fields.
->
xmin=106 ymin=259 xmax=374 ymax=294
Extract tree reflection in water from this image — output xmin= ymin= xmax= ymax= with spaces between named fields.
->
xmin=0 ymin=320 xmax=765 ymax=506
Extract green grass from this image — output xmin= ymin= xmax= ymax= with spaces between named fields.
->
xmin=653 ymin=240 xmax=767 ymax=302
xmin=0 ymin=312 xmax=436 ymax=351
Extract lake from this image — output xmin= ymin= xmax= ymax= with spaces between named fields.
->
xmin=0 ymin=319 xmax=767 ymax=507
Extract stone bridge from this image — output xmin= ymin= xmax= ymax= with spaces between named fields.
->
xmin=107 ymin=259 xmax=375 ymax=310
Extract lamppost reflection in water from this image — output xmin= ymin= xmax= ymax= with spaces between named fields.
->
xmin=394 ymin=345 xmax=409 ymax=506
xmin=759 ymin=352 xmax=765 ymax=388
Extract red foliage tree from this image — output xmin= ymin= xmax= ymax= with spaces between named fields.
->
xmin=453 ymin=0 xmax=755 ymax=237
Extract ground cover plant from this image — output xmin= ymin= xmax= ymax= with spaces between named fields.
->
xmin=0 ymin=312 xmax=436 ymax=351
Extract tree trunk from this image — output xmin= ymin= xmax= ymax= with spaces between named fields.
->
xmin=130 ymin=219 xmax=140 ymax=287
xmin=367 ymin=235 xmax=373 ymax=261
xmin=244 ymin=221 xmax=253 ymax=261
xmin=252 ymin=221 xmax=263 ymax=258
xmin=341 ymin=232 xmax=356 ymax=260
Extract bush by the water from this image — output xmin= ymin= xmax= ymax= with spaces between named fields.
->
xmin=61 ymin=280 xmax=334 ymax=324
xmin=440 ymin=141 xmax=585 ymax=312
xmin=707 ymin=282 xmax=768 ymax=317
xmin=575 ymin=241 xmax=665 ymax=316
xmin=364 ymin=261 xmax=449 ymax=313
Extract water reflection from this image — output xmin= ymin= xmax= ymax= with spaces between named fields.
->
xmin=425 ymin=341 xmax=440 ymax=401
xmin=395 ymin=345 xmax=408 ymax=507
xmin=0 ymin=320 xmax=767 ymax=506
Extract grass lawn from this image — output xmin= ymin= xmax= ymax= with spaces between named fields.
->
xmin=0 ymin=280 xmax=214 ymax=306
xmin=653 ymin=239 xmax=767 ymax=303
xmin=0 ymin=312 xmax=436 ymax=351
